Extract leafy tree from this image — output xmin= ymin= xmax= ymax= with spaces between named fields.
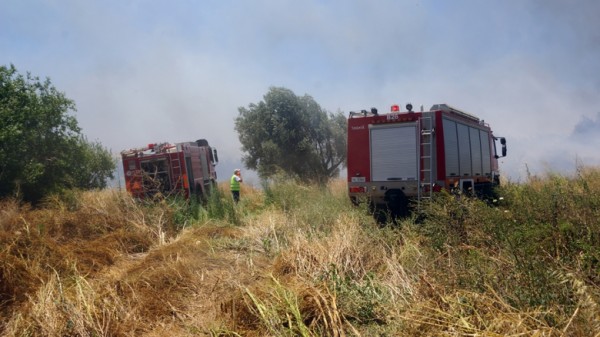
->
xmin=235 ymin=87 xmax=346 ymax=183
xmin=70 ymin=137 xmax=115 ymax=190
xmin=0 ymin=64 xmax=115 ymax=203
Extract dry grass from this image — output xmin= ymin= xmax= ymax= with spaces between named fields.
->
xmin=0 ymin=189 xmax=247 ymax=335
xmin=1 ymin=174 xmax=599 ymax=336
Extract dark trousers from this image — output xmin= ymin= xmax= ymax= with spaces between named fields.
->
xmin=232 ymin=190 xmax=240 ymax=203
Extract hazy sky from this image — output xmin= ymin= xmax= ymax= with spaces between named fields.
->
xmin=2 ymin=0 xmax=599 ymax=183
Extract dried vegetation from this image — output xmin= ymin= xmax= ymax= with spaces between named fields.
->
xmin=1 ymin=171 xmax=599 ymax=336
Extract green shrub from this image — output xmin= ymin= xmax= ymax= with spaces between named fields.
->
xmin=415 ymin=168 xmax=600 ymax=317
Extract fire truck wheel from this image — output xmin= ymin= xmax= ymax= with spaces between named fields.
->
xmin=197 ymin=181 xmax=217 ymax=204
xmin=384 ymin=189 xmax=410 ymax=218
xmin=195 ymin=183 xmax=206 ymax=203
xmin=196 ymin=139 xmax=209 ymax=147
xmin=369 ymin=203 xmax=390 ymax=226
xmin=205 ymin=181 xmax=217 ymax=194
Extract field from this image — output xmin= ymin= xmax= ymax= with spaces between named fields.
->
xmin=1 ymin=169 xmax=599 ymax=336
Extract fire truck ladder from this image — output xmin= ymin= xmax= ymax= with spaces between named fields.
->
xmin=169 ymin=152 xmax=182 ymax=189
xmin=418 ymin=112 xmax=434 ymax=206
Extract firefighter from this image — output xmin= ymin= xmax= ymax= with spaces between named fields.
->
xmin=230 ymin=169 xmax=243 ymax=203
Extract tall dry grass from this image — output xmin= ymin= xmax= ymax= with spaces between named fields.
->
xmin=1 ymin=171 xmax=599 ymax=336
xmin=410 ymin=167 xmax=600 ymax=336
xmin=0 ymin=189 xmax=238 ymax=335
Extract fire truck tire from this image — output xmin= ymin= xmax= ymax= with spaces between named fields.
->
xmin=195 ymin=183 xmax=205 ymax=201
xmin=384 ymin=189 xmax=410 ymax=218
xmin=203 ymin=181 xmax=214 ymax=195
xmin=196 ymin=139 xmax=209 ymax=147
xmin=369 ymin=202 xmax=390 ymax=225
xmin=196 ymin=180 xmax=216 ymax=204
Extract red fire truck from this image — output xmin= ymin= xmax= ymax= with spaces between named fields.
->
xmin=347 ymin=103 xmax=506 ymax=216
xmin=121 ymin=139 xmax=218 ymax=200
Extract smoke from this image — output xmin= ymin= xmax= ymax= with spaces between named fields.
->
xmin=2 ymin=0 xmax=600 ymax=182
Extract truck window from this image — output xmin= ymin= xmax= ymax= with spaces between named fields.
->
xmin=457 ymin=123 xmax=472 ymax=176
xmin=443 ymin=118 xmax=459 ymax=176
xmin=480 ymin=130 xmax=491 ymax=175
xmin=470 ymin=127 xmax=483 ymax=176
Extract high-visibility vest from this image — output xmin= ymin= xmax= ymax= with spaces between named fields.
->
xmin=230 ymin=175 xmax=240 ymax=191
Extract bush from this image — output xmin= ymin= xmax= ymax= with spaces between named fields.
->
xmin=0 ymin=65 xmax=115 ymax=203
xmin=415 ymin=168 xmax=600 ymax=329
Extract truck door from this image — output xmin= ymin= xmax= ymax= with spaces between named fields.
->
xmin=370 ymin=124 xmax=418 ymax=181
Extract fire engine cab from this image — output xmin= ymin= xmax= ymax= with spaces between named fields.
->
xmin=347 ymin=103 xmax=506 ymax=216
xmin=121 ymin=139 xmax=218 ymax=200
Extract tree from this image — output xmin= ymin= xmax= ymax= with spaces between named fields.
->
xmin=0 ymin=64 xmax=115 ymax=203
xmin=70 ymin=137 xmax=115 ymax=190
xmin=235 ymin=87 xmax=346 ymax=183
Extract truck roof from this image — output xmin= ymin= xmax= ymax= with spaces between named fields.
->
xmin=430 ymin=103 xmax=479 ymax=122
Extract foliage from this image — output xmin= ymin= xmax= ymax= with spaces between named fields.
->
xmin=415 ymin=168 xmax=600 ymax=334
xmin=199 ymin=184 xmax=241 ymax=225
xmin=70 ymin=137 xmax=115 ymax=190
xmin=0 ymin=64 xmax=115 ymax=203
xmin=235 ymin=87 xmax=346 ymax=184
xmin=2 ymin=170 xmax=600 ymax=336
xmin=502 ymin=169 xmax=600 ymax=284
xmin=324 ymin=266 xmax=390 ymax=323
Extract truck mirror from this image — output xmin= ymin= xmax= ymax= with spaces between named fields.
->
xmin=213 ymin=149 xmax=219 ymax=163
xmin=500 ymin=138 xmax=507 ymax=157
xmin=493 ymin=137 xmax=507 ymax=159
